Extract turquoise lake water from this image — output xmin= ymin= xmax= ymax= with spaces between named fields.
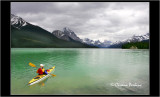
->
xmin=11 ymin=48 xmax=149 ymax=95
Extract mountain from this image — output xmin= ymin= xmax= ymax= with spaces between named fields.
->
xmin=11 ymin=14 xmax=28 ymax=29
xmin=52 ymin=27 xmax=112 ymax=48
xmin=82 ymin=38 xmax=95 ymax=46
xmin=52 ymin=30 xmax=72 ymax=41
xmin=82 ymin=38 xmax=111 ymax=48
xmin=52 ymin=27 xmax=82 ymax=42
xmin=100 ymin=40 xmax=112 ymax=47
xmin=108 ymin=33 xmax=149 ymax=48
xmin=11 ymin=14 xmax=96 ymax=48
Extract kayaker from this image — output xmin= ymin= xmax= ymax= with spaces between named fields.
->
xmin=37 ymin=64 xmax=48 ymax=75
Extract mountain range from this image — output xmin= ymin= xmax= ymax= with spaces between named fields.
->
xmin=82 ymin=38 xmax=112 ymax=48
xmin=11 ymin=14 xmax=149 ymax=48
xmin=11 ymin=14 xmax=96 ymax=48
xmin=52 ymin=28 xmax=112 ymax=48
xmin=52 ymin=26 xmax=149 ymax=48
xmin=108 ymin=33 xmax=149 ymax=48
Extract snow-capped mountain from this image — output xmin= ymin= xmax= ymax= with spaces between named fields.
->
xmin=82 ymin=38 xmax=95 ymax=45
xmin=109 ymin=33 xmax=149 ymax=48
xmin=52 ymin=27 xmax=82 ymax=42
xmin=11 ymin=14 xmax=28 ymax=29
xmin=94 ymin=40 xmax=102 ymax=45
xmin=63 ymin=27 xmax=82 ymax=42
xmin=52 ymin=30 xmax=72 ymax=41
xmin=121 ymin=33 xmax=149 ymax=43
xmin=82 ymin=38 xmax=112 ymax=47
xmin=101 ymin=40 xmax=112 ymax=47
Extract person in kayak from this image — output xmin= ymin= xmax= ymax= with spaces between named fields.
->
xmin=37 ymin=64 xmax=48 ymax=75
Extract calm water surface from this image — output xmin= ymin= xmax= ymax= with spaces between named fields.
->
xmin=11 ymin=48 xmax=149 ymax=95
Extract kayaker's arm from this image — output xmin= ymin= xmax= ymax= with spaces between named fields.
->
xmin=36 ymin=69 xmax=39 ymax=73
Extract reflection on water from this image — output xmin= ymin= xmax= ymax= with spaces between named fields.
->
xmin=11 ymin=48 xmax=149 ymax=95
xmin=29 ymin=77 xmax=49 ymax=88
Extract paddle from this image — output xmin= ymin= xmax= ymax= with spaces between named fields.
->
xmin=29 ymin=62 xmax=37 ymax=68
xmin=50 ymin=74 xmax=56 ymax=77
xmin=29 ymin=62 xmax=56 ymax=77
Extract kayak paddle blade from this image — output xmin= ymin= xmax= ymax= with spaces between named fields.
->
xmin=51 ymin=74 xmax=56 ymax=77
xmin=29 ymin=62 xmax=37 ymax=67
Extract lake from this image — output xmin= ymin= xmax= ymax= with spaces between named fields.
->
xmin=11 ymin=48 xmax=149 ymax=95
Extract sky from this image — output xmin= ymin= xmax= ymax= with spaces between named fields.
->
xmin=11 ymin=2 xmax=149 ymax=42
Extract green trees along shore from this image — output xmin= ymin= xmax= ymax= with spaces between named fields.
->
xmin=122 ymin=42 xmax=149 ymax=49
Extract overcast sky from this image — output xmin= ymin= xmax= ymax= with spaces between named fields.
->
xmin=11 ymin=2 xmax=149 ymax=42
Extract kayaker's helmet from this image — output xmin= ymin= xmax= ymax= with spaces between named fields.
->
xmin=40 ymin=64 xmax=44 ymax=67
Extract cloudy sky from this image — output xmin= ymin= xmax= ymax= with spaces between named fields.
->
xmin=11 ymin=2 xmax=149 ymax=42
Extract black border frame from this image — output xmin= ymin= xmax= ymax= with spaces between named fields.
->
xmin=1 ymin=0 xmax=159 ymax=96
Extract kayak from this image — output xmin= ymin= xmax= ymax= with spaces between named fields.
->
xmin=28 ymin=66 xmax=55 ymax=86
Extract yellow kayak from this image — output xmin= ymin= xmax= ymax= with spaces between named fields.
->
xmin=28 ymin=66 xmax=55 ymax=86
